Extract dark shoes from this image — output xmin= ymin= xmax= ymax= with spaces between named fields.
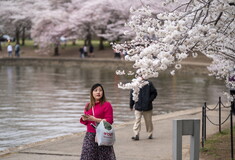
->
xmin=131 ymin=135 xmax=139 ymax=141
xmin=148 ymin=134 xmax=153 ymax=139
xmin=131 ymin=135 xmax=152 ymax=140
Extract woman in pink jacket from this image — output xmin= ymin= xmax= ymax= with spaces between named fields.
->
xmin=80 ymin=83 xmax=116 ymax=160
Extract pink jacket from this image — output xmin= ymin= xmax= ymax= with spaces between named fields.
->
xmin=80 ymin=101 xmax=114 ymax=133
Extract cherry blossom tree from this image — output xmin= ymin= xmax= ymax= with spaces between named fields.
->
xmin=30 ymin=0 xmax=82 ymax=55
xmin=0 ymin=0 xmax=51 ymax=45
xmin=31 ymin=10 xmax=70 ymax=55
xmin=99 ymin=0 xmax=142 ymax=42
xmin=113 ymin=0 xmax=235 ymax=101
xmin=31 ymin=0 xmax=130 ymax=52
xmin=0 ymin=0 xmax=74 ymax=54
xmin=1 ymin=0 xmax=170 ymax=54
xmin=0 ymin=1 xmax=23 ymax=44
xmin=100 ymin=0 xmax=169 ymax=42
xmin=69 ymin=0 xmax=143 ymax=49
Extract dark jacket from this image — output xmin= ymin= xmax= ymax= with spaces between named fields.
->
xmin=130 ymin=81 xmax=157 ymax=111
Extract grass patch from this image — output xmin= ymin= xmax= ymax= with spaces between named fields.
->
xmin=200 ymin=126 xmax=235 ymax=160
xmin=1 ymin=39 xmax=111 ymax=48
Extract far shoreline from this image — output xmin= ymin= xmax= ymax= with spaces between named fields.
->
xmin=0 ymin=57 xmax=210 ymax=75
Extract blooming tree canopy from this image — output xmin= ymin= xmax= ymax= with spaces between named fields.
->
xmin=0 ymin=0 xmax=53 ymax=42
xmin=113 ymin=0 xmax=235 ymax=101
xmin=0 ymin=0 xmax=173 ymax=51
xmin=30 ymin=0 xmax=143 ymax=50
xmin=0 ymin=0 xmax=34 ymax=40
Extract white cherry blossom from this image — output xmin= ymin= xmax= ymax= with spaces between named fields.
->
xmin=113 ymin=0 xmax=235 ymax=101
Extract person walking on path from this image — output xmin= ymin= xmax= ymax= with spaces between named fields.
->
xmin=7 ymin=44 xmax=13 ymax=57
xmin=130 ymin=80 xmax=157 ymax=140
xmin=80 ymin=83 xmax=116 ymax=160
xmin=14 ymin=43 xmax=20 ymax=57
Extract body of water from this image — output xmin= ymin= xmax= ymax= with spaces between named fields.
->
xmin=0 ymin=64 xmax=227 ymax=151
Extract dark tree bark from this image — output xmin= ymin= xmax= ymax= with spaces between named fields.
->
xmin=99 ymin=29 xmax=105 ymax=50
xmin=15 ymin=27 xmax=20 ymax=44
xmin=72 ymin=39 xmax=76 ymax=45
xmin=22 ymin=27 xmax=25 ymax=46
xmin=54 ymin=43 xmax=59 ymax=56
xmin=99 ymin=37 xmax=104 ymax=50
xmin=84 ymin=33 xmax=91 ymax=46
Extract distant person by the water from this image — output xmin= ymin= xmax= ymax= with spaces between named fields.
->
xmin=15 ymin=43 xmax=20 ymax=57
xmin=79 ymin=47 xmax=84 ymax=58
xmin=120 ymin=49 xmax=126 ymax=60
xmin=0 ymin=42 xmax=2 ymax=52
xmin=113 ymin=49 xmax=121 ymax=59
xmin=83 ymin=45 xmax=88 ymax=57
xmin=7 ymin=44 xmax=13 ymax=57
xmin=89 ymin=44 xmax=94 ymax=57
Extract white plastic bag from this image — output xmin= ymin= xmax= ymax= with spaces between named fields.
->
xmin=95 ymin=120 xmax=115 ymax=146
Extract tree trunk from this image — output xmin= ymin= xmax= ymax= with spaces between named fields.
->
xmin=84 ymin=27 xmax=92 ymax=46
xmin=84 ymin=35 xmax=91 ymax=46
xmin=54 ymin=44 xmax=59 ymax=56
xmin=87 ymin=33 xmax=91 ymax=47
xmin=72 ymin=39 xmax=76 ymax=45
xmin=99 ymin=29 xmax=105 ymax=50
xmin=22 ymin=27 xmax=25 ymax=46
xmin=15 ymin=27 xmax=20 ymax=44
xmin=99 ymin=37 xmax=104 ymax=50
xmin=0 ymin=42 xmax=2 ymax=52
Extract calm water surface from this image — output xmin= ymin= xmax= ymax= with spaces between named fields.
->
xmin=0 ymin=65 xmax=227 ymax=151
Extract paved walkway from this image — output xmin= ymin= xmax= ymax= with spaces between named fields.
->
xmin=0 ymin=107 xmax=231 ymax=160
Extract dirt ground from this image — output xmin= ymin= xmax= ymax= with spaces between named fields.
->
xmin=200 ymin=129 xmax=233 ymax=160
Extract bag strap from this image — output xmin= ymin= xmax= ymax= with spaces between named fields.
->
xmin=91 ymin=107 xmax=98 ymax=128
xmin=92 ymin=106 xmax=95 ymax=117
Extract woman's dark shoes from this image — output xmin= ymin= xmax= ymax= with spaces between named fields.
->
xmin=131 ymin=135 xmax=139 ymax=141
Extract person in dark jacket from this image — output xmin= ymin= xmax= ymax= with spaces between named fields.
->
xmin=14 ymin=43 xmax=20 ymax=57
xmin=130 ymin=80 xmax=157 ymax=140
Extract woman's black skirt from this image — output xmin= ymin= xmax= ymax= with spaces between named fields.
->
xmin=80 ymin=132 xmax=116 ymax=160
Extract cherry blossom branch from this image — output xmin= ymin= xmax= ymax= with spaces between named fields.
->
xmin=113 ymin=0 xmax=235 ymax=101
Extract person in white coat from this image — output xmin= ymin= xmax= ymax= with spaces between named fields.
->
xmin=7 ymin=44 xmax=13 ymax=57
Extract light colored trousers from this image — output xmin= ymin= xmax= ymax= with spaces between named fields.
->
xmin=133 ymin=110 xmax=153 ymax=137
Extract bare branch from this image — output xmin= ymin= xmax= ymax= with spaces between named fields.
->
xmin=201 ymin=1 xmax=211 ymax=24
xmin=185 ymin=0 xmax=193 ymax=11
xmin=217 ymin=50 xmax=235 ymax=61
xmin=223 ymin=18 xmax=234 ymax=33
xmin=229 ymin=2 xmax=235 ymax=6
xmin=171 ymin=0 xmax=192 ymax=12
xmin=224 ymin=45 xmax=235 ymax=54
xmin=214 ymin=12 xmax=223 ymax=26
xmin=190 ymin=10 xmax=199 ymax=29
xmin=179 ymin=5 xmax=205 ymax=20
xmin=194 ymin=10 xmax=203 ymax=26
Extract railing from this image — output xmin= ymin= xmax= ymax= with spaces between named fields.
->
xmin=201 ymin=96 xmax=234 ymax=160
